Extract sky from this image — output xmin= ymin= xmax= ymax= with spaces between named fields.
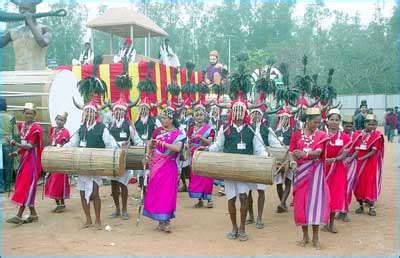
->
xmin=1 ymin=0 xmax=396 ymax=32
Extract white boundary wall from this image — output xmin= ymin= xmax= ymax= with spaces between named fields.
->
xmin=334 ymin=94 xmax=399 ymax=124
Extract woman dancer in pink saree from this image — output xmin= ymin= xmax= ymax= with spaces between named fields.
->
xmin=288 ymin=108 xmax=330 ymax=250
xmin=188 ymin=104 xmax=215 ymax=208
xmin=143 ymin=107 xmax=186 ymax=233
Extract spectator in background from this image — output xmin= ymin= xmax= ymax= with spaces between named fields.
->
xmin=0 ymin=97 xmax=16 ymax=193
xmin=354 ymin=100 xmax=367 ymax=116
xmin=383 ymin=108 xmax=390 ymax=135
xmin=368 ymin=108 xmax=374 ymax=114
xmin=114 ymin=38 xmax=136 ymax=64
xmin=72 ymin=42 xmax=94 ymax=66
xmin=385 ymin=108 xmax=397 ymax=143
xmin=354 ymin=103 xmax=368 ymax=130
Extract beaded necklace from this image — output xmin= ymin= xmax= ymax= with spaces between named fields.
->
xmin=301 ymin=128 xmax=319 ymax=150
xmin=51 ymin=127 xmax=64 ymax=146
xmin=361 ymin=129 xmax=374 ymax=145
xmin=20 ymin=122 xmax=34 ymax=140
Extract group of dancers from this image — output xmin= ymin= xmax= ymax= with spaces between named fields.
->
xmin=5 ymin=94 xmax=384 ymax=250
xmin=3 ymin=55 xmax=384 ymax=249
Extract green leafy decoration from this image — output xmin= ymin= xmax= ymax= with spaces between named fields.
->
xmin=167 ymin=83 xmax=181 ymax=96
xmin=229 ymin=52 xmax=254 ymax=99
xmin=320 ymin=69 xmax=336 ymax=102
xmin=196 ymin=82 xmax=209 ymax=94
xmin=77 ymin=55 xmax=107 ymax=103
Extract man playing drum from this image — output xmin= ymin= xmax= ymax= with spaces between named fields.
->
xmin=246 ymin=108 xmax=281 ymax=229
xmin=208 ymin=97 xmax=268 ymax=241
xmin=65 ymin=99 xmax=118 ymax=230
xmin=108 ymin=97 xmax=143 ymax=220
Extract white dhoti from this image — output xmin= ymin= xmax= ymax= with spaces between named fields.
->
xmin=77 ymin=175 xmax=102 ymax=203
xmin=273 ymin=170 xmax=293 ymax=185
xmin=251 ymin=183 xmax=268 ymax=191
xmin=132 ymin=169 xmax=149 ymax=178
xmin=110 ymin=170 xmax=133 ymax=186
xmin=224 ymin=180 xmax=252 ymax=200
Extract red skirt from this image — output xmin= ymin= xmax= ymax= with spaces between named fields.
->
xmin=325 ymin=161 xmax=348 ymax=212
xmin=45 ymin=173 xmax=70 ymax=200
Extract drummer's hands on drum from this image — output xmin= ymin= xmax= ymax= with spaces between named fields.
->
xmin=9 ymin=151 xmax=18 ymax=158
xmin=293 ymin=150 xmax=305 ymax=159
xmin=196 ymin=146 xmax=208 ymax=151
xmin=121 ymin=141 xmax=130 ymax=148
xmin=149 ymin=139 xmax=158 ymax=148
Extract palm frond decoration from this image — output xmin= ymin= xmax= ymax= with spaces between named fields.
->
xmin=137 ymin=61 xmax=157 ymax=93
xmin=181 ymin=82 xmax=196 ymax=94
xmin=229 ymin=52 xmax=253 ymax=99
xmin=255 ymin=77 xmax=268 ymax=93
xmin=115 ymin=58 xmax=133 ymax=90
xmin=279 ymin=63 xmax=289 ymax=87
xmin=186 ymin=61 xmax=195 ymax=80
xmin=294 ymin=55 xmax=312 ymax=95
xmin=167 ymin=83 xmax=181 ymax=96
xmin=320 ymin=68 xmax=336 ymax=102
xmin=137 ymin=75 xmax=157 ymax=93
xmin=310 ymin=73 xmax=321 ymax=99
xmin=275 ymin=85 xmax=300 ymax=105
xmin=77 ymin=55 xmax=108 ymax=103
xmin=212 ymin=83 xmax=225 ymax=96
xmin=196 ymin=82 xmax=209 ymax=94
xmin=220 ymin=67 xmax=229 ymax=80
xmin=302 ymin=55 xmax=308 ymax=75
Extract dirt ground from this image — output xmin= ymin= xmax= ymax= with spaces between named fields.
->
xmin=2 ymin=131 xmax=398 ymax=256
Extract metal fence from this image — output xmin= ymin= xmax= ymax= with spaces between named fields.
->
xmin=335 ymin=94 xmax=399 ymax=124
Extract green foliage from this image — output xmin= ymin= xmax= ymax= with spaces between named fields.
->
xmin=167 ymin=83 xmax=181 ymax=96
xmin=211 ymin=83 xmax=226 ymax=96
xmin=0 ymin=0 xmax=396 ymax=95
xmin=137 ymin=75 xmax=157 ymax=93
xmin=196 ymin=82 xmax=209 ymax=94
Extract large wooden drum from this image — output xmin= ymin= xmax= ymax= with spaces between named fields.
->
xmin=266 ymin=146 xmax=289 ymax=163
xmin=0 ymin=70 xmax=83 ymax=136
xmin=192 ymin=151 xmax=276 ymax=185
xmin=126 ymin=146 xmax=146 ymax=170
xmin=41 ymin=146 xmax=127 ymax=177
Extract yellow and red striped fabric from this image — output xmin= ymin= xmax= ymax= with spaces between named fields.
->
xmin=57 ymin=61 xmax=203 ymax=119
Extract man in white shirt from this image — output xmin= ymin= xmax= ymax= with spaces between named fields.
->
xmin=114 ymin=38 xmax=136 ymax=64
xmin=208 ymin=100 xmax=270 ymax=241
xmin=159 ymin=38 xmax=180 ymax=68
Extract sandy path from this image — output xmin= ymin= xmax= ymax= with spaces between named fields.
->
xmin=3 ymin=132 xmax=397 ymax=256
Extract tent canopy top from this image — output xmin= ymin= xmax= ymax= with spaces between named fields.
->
xmin=87 ymin=7 xmax=169 ymax=38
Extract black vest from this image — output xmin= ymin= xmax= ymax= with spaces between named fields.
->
xmin=259 ymin=124 xmax=270 ymax=146
xmin=109 ymin=120 xmax=131 ymax=142
xmin=275 ymin=128 xmax=293 ymax=146
xmin=134 ymin=117 xmax=156 ymax=140
xmin=223 ymin=125 xmax=254 ymax=155
xmin=78 ymin=123 xmax=106 ymax=148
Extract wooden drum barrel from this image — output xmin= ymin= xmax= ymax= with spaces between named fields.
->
xmin=41 ymin=146 xmax=127 ymax=177
xmin=126 ymin=146 xmax=146 ymax=170
xmin=192 ymin=151 xmax=276 ymax=185
xmin=266 ymin=146 xmax=289 ymax=163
